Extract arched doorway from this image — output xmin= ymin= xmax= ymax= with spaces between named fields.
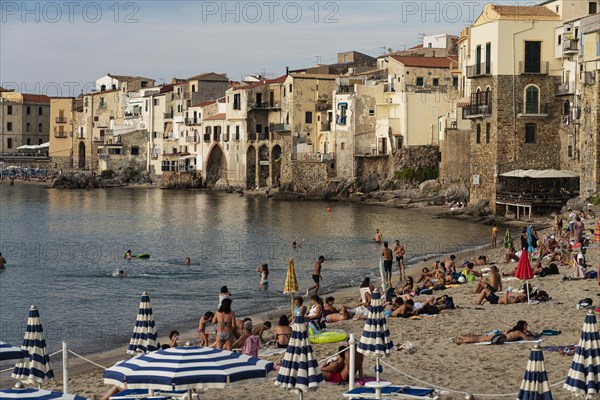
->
xmin=205 ymin=145 xmax=227 ymax=188
xmin=258 ymin=145 xmax=269 ymax=187
xmin=78 ymin=142 xmax=86 ymax=169
xmin=246 ymin=146 xmax=256 ymax=189
xmin=271 ymin=145 xmax=282 ymax=187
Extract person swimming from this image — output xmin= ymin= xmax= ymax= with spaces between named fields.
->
xmin=185 ymin=257 xmax=191 ymax=266
xmin=124 ymin=250 xmax=132 ymax=260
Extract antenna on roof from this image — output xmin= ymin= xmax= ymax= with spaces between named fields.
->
xmin=380 ymin=46 xmax=388 ymax=55
xmin=314 ymin=55 xmax=322 ymax=65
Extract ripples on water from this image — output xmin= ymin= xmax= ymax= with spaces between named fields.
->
xmin=0 ymin=185 xmax=490 ymax=354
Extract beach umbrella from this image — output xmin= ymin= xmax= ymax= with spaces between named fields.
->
xmin=283 ymin=258 xmax=299 ymax=317
xmin=378 ymin=259 xmax=387 ymax=293
xmin=275 ymin=314 xmax=324 ymax=399
xmin=12 ymin=305 xmax=54 ymax=384
xmin=0 ymin=382 xmax=88 ymax=400
xmin=357 ymin=289 xmax=394 ymax=384
xmin=594 ymin=220 xmax=600 ymax=243
xmin=503 ymin=228 xmax=513 ymax=249
xmin=0 ymin=341 xmax=30 ymax=366
xmin=564 ymin=310 xmax=600 ymax=396
xmin=104 ymin=346 xmax=273 ymax=390
xmin=517 ymin=345 xmax=553 ymax=400
xmin=127 ymin=291 xmax=160 ymax=355
xmin=526 ymin=225 xmax=536 ymax=254
xmin=514 ymin=250 xmax=534 ymax=304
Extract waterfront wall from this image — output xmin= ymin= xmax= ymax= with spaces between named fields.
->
xmin=161 ymin=171 xmax=203 ymax=189
xmin=280 ymin=160 xmax=328 ymax=193
xmin=440 ymin=129 xmax=471 ymax=186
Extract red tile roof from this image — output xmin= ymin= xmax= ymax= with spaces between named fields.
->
xmin=0 ymin=86 xmax=14 ymax=93
xmin=191 ymin=100 xmax=216 ymax=108
xmin=232 ymin=75 xmax=288 ymax=91
xmin=389 ymin=56 xmax=457 ymax=68
xmin=22 ymin=94 xmax=51 ymax=103
xmin=204 ymin=113 xmax=226 ymax=121
xmin=159 ymin=84 xmax=175 ymax=94
xmin=407 ymin=44 xmax=424 ymax=50
xmin=492 ymin=5 xmax=559 ymax=17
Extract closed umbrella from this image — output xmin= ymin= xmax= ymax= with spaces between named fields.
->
xmin=0 ymin=382 xmax=88 ymax=400
xmin=275 ymin=314 xmax=324 ymax=399
xmin=514 ymin=250 xmax=534 ymax=304
xmin=517 ymin=345 xmax=553 ymax=400
xmin=526 ymin=225 xmax=536 ymax=254
xmin=0 ymin=341 xmax=30 ymax=366
xmin=12 ymin=305 xmax=54 ymax=384
xmin=283 ymin=258 xmax=299 ymax=317
xmin=564 ymin=310 xmax=600 ymax=396
xmin=104 ymin=346 xmax=273 ymax=390
xmin=503 ymin=228 xmax=513 ymax=250
xmin=127 ymin=291 xmax=160 ymax=354
xmin=357 ymin=289 xmax=394 ymax=398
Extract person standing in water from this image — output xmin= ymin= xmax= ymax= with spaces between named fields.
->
xmin=491 ymin=224 xmax=498 ymax=248
xmin=0 ymin=253 xmax=6 ymax=269
xmin=307 ymin=256 xmax=324 ymax=296
xmin=382 ymin=242 xmax=393 ymax=287
xmin=184 ymin=257 xmax=191 ymax=265
xmin=374 ymin=229 xmax=383 ymax=243
xmin=256 ymin=263 xmax=269 ymax=288
xmin=393 ymin=240 xmax=405 ymax=282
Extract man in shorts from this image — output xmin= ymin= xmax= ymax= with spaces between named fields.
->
xmin=307 ymin=255 xmax=325 ymax=296
xmin=394 ymin=240 xmax=405 ymax=282
xmin=382 ymin=242 xmax=393 ymax=287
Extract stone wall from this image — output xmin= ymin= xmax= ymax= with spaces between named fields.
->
xmin=280 ymin=159 xmax=328 ymax=193
xmin=577 ymin=71 xmax=600 ymax=198
xmin=50 ymin=156 xmax=72 ymax=171
xmin=440 ymin=128 xmax=471 ymax=186
xmin=161 ymin=171 xmax=202 ymax=189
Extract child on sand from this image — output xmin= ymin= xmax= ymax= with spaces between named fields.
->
xmin=492 ymin=224 xmax=498 ymax=248
xmin=197 ymin=311 xmax=214 ymax=346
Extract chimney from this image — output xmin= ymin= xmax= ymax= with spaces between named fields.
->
xmin=286 ymin=67 xmax=289 ymax=75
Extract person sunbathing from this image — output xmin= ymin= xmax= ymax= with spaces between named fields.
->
xmin=456 ymin=320 xmax=536 ymax=344
xmin=398 ymin=277 xmax=414 ymax=295
xmin=390 ymin=298 xmax=415 ymax=318
xmin=358 ymin=277 xmax=374 ymax=306
xmin=477 ymin=288 xmax=527 ymax=305
xmin=322 ymin=295 xmax=350 ymax=322
xmin=503 ymin=247 xmax=519 ymax=263
xmin=472 ymin=265 xmax=501 ymax=294
xmin=321 ymin=346 xmax=364 ymax=383
xmin=232 ymin=320 xmax=253 ymax=350
xmin=417 ymin=267 xmax=435 ymax=284
xmin=471 ymin=255 xmax=488 ymax=266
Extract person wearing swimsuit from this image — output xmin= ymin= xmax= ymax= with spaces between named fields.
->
xmin=256 ymin=263 xmax=269 ymax=288
xmin=212 ymin=298 xmax=236 ymax=350
xmin=274 ymin=315 xmax=292 ymax=348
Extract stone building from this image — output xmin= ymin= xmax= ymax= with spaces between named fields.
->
xmin=0 ymin=91 xmax=50 ymax=153
xmin=96 ymin=74 xmax=156 ymax=93
xmin=49 ymin=97 xmax=76 ymax=169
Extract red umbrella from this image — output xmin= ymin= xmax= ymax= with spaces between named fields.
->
xmin=515 ymin=249 xmax=533 ymax=303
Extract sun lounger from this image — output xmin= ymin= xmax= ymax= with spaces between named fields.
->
xmin=110 ymin=389 xmax=189 ymax=400
xmin=343 ymin=385 xmax=438 ymax=399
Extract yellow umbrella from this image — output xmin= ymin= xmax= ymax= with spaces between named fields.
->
xmin=283 ymin=258 xmax=299 ymax=316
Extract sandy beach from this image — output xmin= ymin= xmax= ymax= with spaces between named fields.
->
xmin=5 ymin=211 xmax=599 ymax=400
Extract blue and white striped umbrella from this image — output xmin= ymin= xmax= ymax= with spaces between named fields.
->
xmin=275 ymin=314 xmax=324 ymax=395
xmin=0 ymin=341 xmax=30 ymax=365
xmin=127 ymin=291 xmax=160 ymax=354
xmin=104 ymin=346 xmax=274 ymax=390
xmin=517 ymin=345 xmax=553 ymax=400
xmin=357 ymin=289 xmax=394 ymax=382
xmin=12 ymin=305 xmax=54 ymax=384
xmin=564 ymin=310 xmax=600 ymax=396
xmin=0 ymin=385 xmax=88 ymax=400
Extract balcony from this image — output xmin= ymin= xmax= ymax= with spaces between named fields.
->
xmin=164 ymin=112 xmax=173 ymax=119
xmin=404 ymin=84 xmax=448 ymax=93
xmin=124 ymin=112 xmax=141 ymax=119
xmin=54 ymin=131 xmax=68 ymax=138
xmin=248 ymin=132 xmax=257 ymax=141
xmin=519 ymin=61 xmax=549 ymax=75
xmin=316 ymin=102 xmax=331 ymax=112
xmin=556 ymin=81 xmax=575 ymax=96
xmin=185 ymin=135 xmax=197 ymax=143
xmin=463 ymin=94 xmax=492 ymax=119
xmin=248 ymin=101 xmax=280 ymax=110
xmin=173 ymin=92 xmax=191 ymax=100
xmin=582 ymin=72 xmax=597 ymax=85
xmin=337 ymin=85 xmax=354 ymax=94
xmin=55 ymin=116 xmax=67 ymax=123
xmin=466 ymin=62 xmax=492 ymax=78
xmin=336 ymin=115 xmax=347 ymax=125
xmin=271 ymin=123 xmax=290 ymax=132
xmin=562 ymin=39 xmax=579 ymax=56
xmin=321 ymin=122 xmax=331 ymax=131
xmin=185 ymin=118 xmax=198 ymax=125
xmin=516 ymin=102 xmax=550 ymax=118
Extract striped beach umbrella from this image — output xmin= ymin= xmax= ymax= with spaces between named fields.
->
xmin=283 ymin=258 xmax=299 ymax=317
xmin=104 ymin=346 xmax=273 ymax=390
xmin=12 ymin=305 xmax=54 ymax=384
xmin=0 ymin=341 xmax=29 ymax=366
xmin=275 ymin=314 xmax=324 ymax=398
xmin=564 ymin=310 xmax=600 ymax=396
xmin=127 ymin=291 xmax=160 ymax=355
xmin=357 ymin=289 xmax=394 ymax=383
xmin=0 ymin=383 xmax=88 ymax=400
xmin=517 ymin=345 xmax=553 ymax=400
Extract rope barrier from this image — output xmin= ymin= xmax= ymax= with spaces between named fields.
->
xmin=0 ymin=367 xmax=13 ymax=373
xmin=48 ymin=350 xmax=62 ymax=357
xmin=67 ymin=349 xmax=106 ymax=370
xmin=379 ymin=359 xmax=568 ymax=398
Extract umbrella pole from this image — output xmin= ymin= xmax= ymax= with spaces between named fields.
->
xmin=291 ymin=295 xmax=295 ymax=317
xmin=62 ymin=341 xmax=68 ymax=394
xmin=349 ymin=334 xmax=356 ymax=391
xmin=375 ymin=357 xmax=380 ymax=383
xmin=298 ymin=390 xmax=304 ymax=400
xmin=526 ymin=280 xmax=530 ymax=304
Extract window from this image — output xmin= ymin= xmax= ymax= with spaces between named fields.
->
xmin=485 ymin=43 xmax=491 ymax=74
xmin=289 ymin=84 xmax=293 ymax=93
xmin=100 ymin=85 xmax=107 ymax=91
xmin=476 ymin=45 xmax=482 ymax=75
xmin=192 ymin=85 xmax=196 ymax=92
xmin=235 ymin=125 xmax=240 ymax=141
xmin=100 ymin=97 xmax=106 ymax=107
xmin=256 ymin=124 xmax=262 ymax=133
xmin=38 ymin=138 xmax=43 ymax=145
xmin=486 ymin=123 xmax=490 ymax=143
xmin=7 ymin=138 xmax=12 ymax=148
xmin=305 ymin=112 xmax=313 ymax=123
xmin=7 ymin=122 xmax=12 ymax=131
xmin=27 ymin=106 xmax=31 ymax=115
xmin=568 ymin=134 xmax=574 ymax=158
xmin=416 ymin=77 xmax=424 ymax=87
xmin=131 ymin=146 xmax=139 ymax=156
xmin=214 ymin=126 xmax=221 ymax=141
xmin=38 ymin=107 xmax=42 ymax=116
xmin=233 ymin=94 xmax=240 ymax=110
xmin=590 ymin=2 xmax=598 ymax=14
xmin=153 ymin=99 xmax=159 ymax=106
xmin=558 ymin=34 xmax=562 ymax=45
xmin=453 ymin=77 xmax=459 ymax=88
xmin=341 ymin=142 xmax=345 ymax=150
xmin=432 ymin=78 xmax=439 ymax=87
xmin=525 ymin=85 xmax=540 ymax=114
xmin=476 ymin=124 xmax=481 ymax=144
xmin=369 ymin=107 xmax=375 ymax=116
xmin=525 ymin=123 xmax=537 ymax=143
xmin=26 ymin=123 xmax=30 ymax=131
xmin=141 ymin=81 xmax=148 ymax=88
xmin=204 ymin=126 xmax=212 ymax=142
xmin=27 ymin=138 xmax=31 ymax=145
xmin=38 ymin=123 xmax=42 ymax=132
xmin=524 ymin=41 xmax=542 ymax=73
xmin=7 ymin=105 xmax=12 ymax=115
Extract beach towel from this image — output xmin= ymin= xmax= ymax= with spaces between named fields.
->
xmin=472 ymin=339 xmax=543 ymax=346
xmin=541 ymin=345 xmax=577 ymax=352
xmin=258 ymin=347 xmax=287 ymax=357
xmin=242 ymin=335 xmax=261 ymax=357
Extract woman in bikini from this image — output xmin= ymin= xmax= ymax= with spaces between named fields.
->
xmin=256 ymin=263 xmax=269 ymax=288
xmin=274 ymin=315 xmax=292 ymax=348
xmin=323 ymin=296 xmax=350 ymax=323
xmin=212 ymin=298 xmax=236 ymax=350
xmin=455 ymin=320 xmax=536 ymax=344
xmin=197 ymin=311 xmax=214 ymax=346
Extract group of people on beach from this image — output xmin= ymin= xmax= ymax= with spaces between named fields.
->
xmin=373 ymin=230 xmax=406 ymax=287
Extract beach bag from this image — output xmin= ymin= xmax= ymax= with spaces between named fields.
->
xmin=587 ymin=271 xmax=598 ymax=279
xmin=548 ymin=263 xmax=560 ymax=275
xmin=491 ymin=334 xmax=507 ymax=345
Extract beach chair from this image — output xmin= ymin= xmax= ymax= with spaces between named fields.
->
xmin=343 ymin=385 xmax=438 ymax=400
xmin=110 ymin=389 xmax=190 ymax=400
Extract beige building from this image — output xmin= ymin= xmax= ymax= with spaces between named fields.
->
xmin=1 ymin=92 xmax=50 ymax=153
xmin=48 ymin=97 xmax=76 ymax=168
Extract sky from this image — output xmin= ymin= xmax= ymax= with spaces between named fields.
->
xmin=1 ymin=0 xmax=541 ymax=96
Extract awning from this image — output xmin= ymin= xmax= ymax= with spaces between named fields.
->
xmin=456 ymin=97 xmax=471 ymax=107
xmin=500 ymin=169 xmax=579 ymax=179
xmin=179 ymin=155 xmax=196 ymax=160
xmin=38 ymin=142 xmax=49 ymax=149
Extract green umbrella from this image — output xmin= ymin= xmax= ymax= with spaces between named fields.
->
xmin=503 ymin=228 xmax=513 ymax=249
